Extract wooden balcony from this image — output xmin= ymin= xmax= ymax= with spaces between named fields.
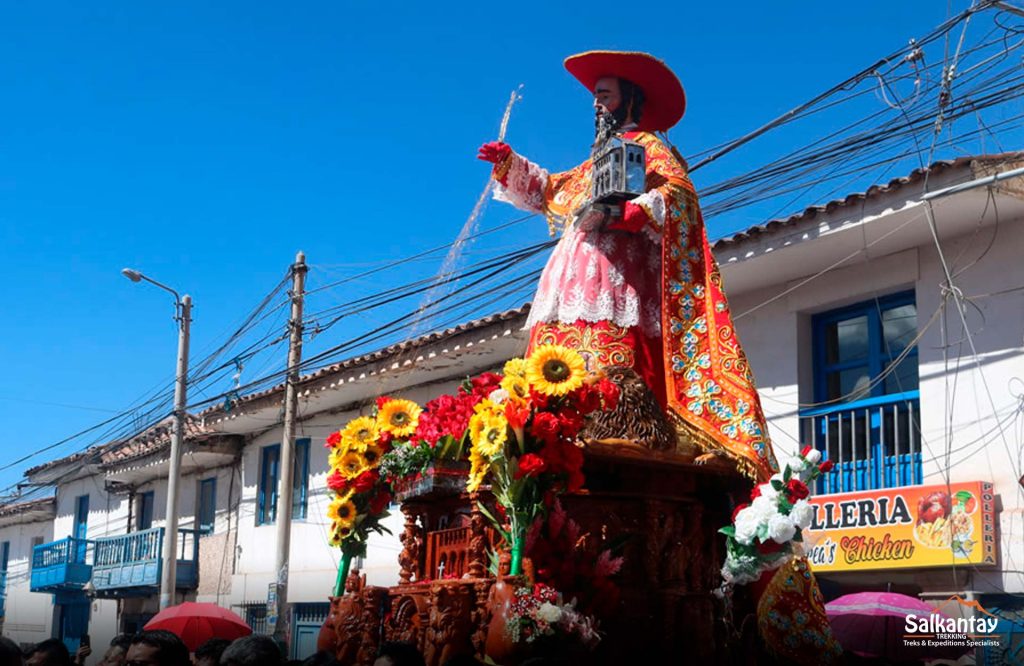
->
xmin=92 ymin=527 xmax=199 ymax=598
xmin=30 ymin=537 xmax=93 ymax=592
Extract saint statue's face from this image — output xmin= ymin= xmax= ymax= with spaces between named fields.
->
xmin=593 ymin=76 xmax=621 ymax=115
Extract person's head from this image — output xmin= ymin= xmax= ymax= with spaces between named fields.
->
xmin=0 ymin=636 xmax=24 ymax=666
xmin=440 ymin=656 xmax=481 ymax=666
xmin=300 ymin=653 xmax=337 ymax=666
xmin=372 ymin=642 xmax=424 ymax=666
xmin=101 ymin=635 xmax=133 ymax=666
xmin=192 ymin=639 xmax=230 ymax=666
xmin=26 ymin=639 xmax=71 ymax=666
xmin=593 ymin=76 xmax=646 ymax=128
xmin=126 ymin=631 xmax=189 ymax=666
xmin=218 ymin=636 xmax=282 ymax=666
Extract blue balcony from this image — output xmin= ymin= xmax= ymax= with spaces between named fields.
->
xmin=30 ymin=538 xmax=93 ymax=592
xmin=92 ymin=527 xmax=199 ymax=597
xmin=801 ymin=392 xmax=923 ymax=494
xmin=0 ymin=571 xmax=7 ymax=617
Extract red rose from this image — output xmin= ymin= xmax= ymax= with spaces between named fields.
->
xmin=353 ymin=470 xmax=379 ymax=494
xmin=596 ymin=378 xmax=620 ymax=411
xmin=555 ymin=408 xmax=585 ymax=437
xmin=731 ymin=502 xmax=749 ymax=523
xmin=325 ymin=431 xmax=342 ymax=449
xmin=531 ymin=412 xmax=560 ymax=444
xmin=801 ymin=445 xmax=812 ymax=458
xmin=573 ymin=383 xmax=601 ymax=414
xmin=515 ymin=453 xmax=547 ymax=479
xmin=820 ymin=460 xmax=835 ymax=473
xmin=750 ymin=485 xmax=762 ymax=500
xmin=326 ymin=469 xmax=349 ymax=493
xmin=378 ymin=430 xmax=394 ymax=447
xmin=786 ymin=479 xmax=810 ymax=501
xmin=368 ymin=490 xmax=391 ymax=515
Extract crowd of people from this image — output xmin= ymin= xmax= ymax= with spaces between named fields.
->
xmin=0 ymin=632 xmax=547 ymax=666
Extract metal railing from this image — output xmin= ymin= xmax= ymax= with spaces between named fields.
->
xmin=94 ymin=528 xmax=164 ymax=567
xmin=800 ymin=391 xmax=923 ymax=494
xmin=32 ymin=537 xmax=92 ymax=568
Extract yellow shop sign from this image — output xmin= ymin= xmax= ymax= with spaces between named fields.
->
xmin=806 ymin=481 xmax=997 ymax=572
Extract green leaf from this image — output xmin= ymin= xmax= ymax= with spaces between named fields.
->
xmin=719 ymin=526 xmax=736 ymax=537
xmin=793 ymin=528 xmax=803 ymax=542
xmin=783 ymin=466 xmax=792 ymax=482
xmin=771 ymin=479 xmax=784 ymax=491
xmin=757 ymin=523 xmax=769 ymax=541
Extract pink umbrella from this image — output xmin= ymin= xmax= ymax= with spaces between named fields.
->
xmin=826 ymin=591 xmax=973 ymax=661
xmin=145 ymin=602 xmax=252 ymax=651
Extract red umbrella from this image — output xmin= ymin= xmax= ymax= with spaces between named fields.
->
xmin=145 ymin=602 xmax=252 ymax=651
xmin=826 ymin=591 xmax=973 ymax=662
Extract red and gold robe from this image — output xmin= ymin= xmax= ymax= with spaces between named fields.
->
xmin=493 ymin=132 xmax=778 ymax=482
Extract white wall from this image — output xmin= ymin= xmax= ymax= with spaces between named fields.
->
xmin=0 ymin=518 xmax=54 ymax=647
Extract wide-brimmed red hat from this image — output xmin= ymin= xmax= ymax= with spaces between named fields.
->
xmin=564 ymin=50 xmax=686 ymax=132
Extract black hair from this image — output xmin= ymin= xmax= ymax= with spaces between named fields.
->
xmin=129 ymin=631 xmax=189 ymax=666
xmin=0 ymin=636 xmax=24 ymax=666
xmin=300 ymin=652 xmax=338 ymax=666
xmin=26 ymin=639 xmax=70 ymax=666
xmin=109 ymin=635 xmax=133 ymax=652
xmin=440 ymin=656 xmax=482 ymax=666
xmin=194 ymin=638 xmax=231 ymax=664
xmin=375 ymin=642 xmax=425 ymax=666
xmin=616 ymin=78 xmax=646 ymax=126
xmin=218 ymin=635 xmax=282 ymax=666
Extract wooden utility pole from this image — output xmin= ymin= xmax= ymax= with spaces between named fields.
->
xmin=269 ymin=251 xmax=307 ymax=647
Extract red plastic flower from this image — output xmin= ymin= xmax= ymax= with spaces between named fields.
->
xmin=750 ymin=485 xmax=762 ymax=500
xmin=820 ymin=460 xmax=835 ymax=473
xmin=325 ymin=431 xmax=341 ymax=449
xmin=555 ymin=408 xmax=585 ymax=437
xmin=786 ymin=478 xmax=810 ymax=501
xmin=368 ymin=490 xmax=391 ymax=515
xmin=731 ymin=502 xmax=749 ymax=523
xmin=757 ymin=539 xmax=785 ymax=555
xmin=326 ymin=469 xmax=349 ymax=493
xmin=530 ymin=412 xmax=560 ymax=445
xmin=376 ymin=395 xmax=393 ymax=410
xmin=505 ymin=400 xmax=530 ymax=430
xmin=353 ymin=469 xmax=379 ymax=494
xmin=515 ymin=453 xmax=547 ymax=479
xmin=801 ymin=445 xmax=813 ymax=458
xmin=596 ymin=378 xmax=620 ymax=411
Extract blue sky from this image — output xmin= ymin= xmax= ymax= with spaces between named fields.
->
xmin=0 ymin=1 xmax=976 ymax=490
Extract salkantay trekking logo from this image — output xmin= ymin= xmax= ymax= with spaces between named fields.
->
xmin=903 ymin=596 xmax=1002 ymax=650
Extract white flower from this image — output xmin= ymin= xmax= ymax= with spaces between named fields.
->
xmin=805 ymin=448 xmax=822 ymax=465
xmin=767 ymin=513 xmax=796 ymax=543
xmin=487 ymin=388 xmax=509 ymax=405
xmin=756 ymin=481 xmax=780 ymax=501
xmin=750 ymin=495 xmax=778 ymax=521
xmin=783 ymin=456 xmax=807 ymax=474
xmin=734 ymin=507 xmax=762 ymax=545
xmin=789 ymin=499 xmax=814 ymax=530
xmin=536 ymin=602 xmax=562 ymax=624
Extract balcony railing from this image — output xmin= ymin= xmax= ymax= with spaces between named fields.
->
xmin=30 ymin=537 xmax=93 ymax=592
xmin=800 ymin=391 xmax=923 ymax=494
xmin=92 ymin=527 xmax=199 ymax=597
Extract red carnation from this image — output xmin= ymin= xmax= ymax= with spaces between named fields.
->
xmin=786 ymin=478 xmax=810 ymax=501
xmin=800 ymin=445 xmax=812 ymax=458
xmin=326 ymin=469 xmax=349 ymax=493
xmin=820 ymin=460 xmax=835 ymax=473
xmin=368 ymin=490 xmax=392 ymax=515
xmin=731 ymin=502 xmax=749 ymax=523
xmin=515 ymin=453 xmax=547 ymax=480
xmin=376 ymin=395 xmax=392 ymax=410
xmin=505 ymin=400 xmax=530 ymax=430
xmin=556 ymin=408 xmax=585 ymax=437
xmin=353 ymin=469 xmax=379 ymax=494
xmin=325 ymin=431 xmax=341 ymax=449
xmin=531 ymin=412 xmax=560 ymax=445
xmin=573 ymin=383 xmax=601 ymax=414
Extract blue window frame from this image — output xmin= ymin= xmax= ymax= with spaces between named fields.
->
xmin=802 ymin=292 xmax=922 ymax=493
xmin=136 ymin=491 xmax=155 ymax=531
xmin=73 ymin=495 xmax=89 ymax=563
xmin=198 ymin=478 xmax=217 ymax=534
xmin=257 ymin=439 xmax=310 ymax=525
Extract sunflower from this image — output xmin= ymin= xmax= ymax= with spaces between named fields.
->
xmin=376 ymin=398 xmax=422 ymax=438
xmin=525 ymin=345 xmax=586 ymax=397
xmin=503 ymin=357 xmax=528 ymax=379
xmin=327 ymin=497 xmax=358 ymax=528
xmin=341 ymin=416 xmax=378 ymax=451
xmin=361 ymin=442 xmax=384 ymax=469
xmin=329 ymin=522 xmax=354 ymax=546
xmin=500 ymin=373 xmax=530 ymax=404
xmin=467 ymin=446 xmax=489 ymax=492
xmin=474 ymin=413 xmax=508 ymax=457
xmin=338 ymin=452 xmax=368 ymax=480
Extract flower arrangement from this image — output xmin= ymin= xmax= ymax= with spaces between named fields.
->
xmin=720 ymin=446 xmax=834 ymax=585
xmin=505 ymin=582 xmax=601 ymax=650
xmin=464 ymin=345 xmax=619 ymax=576
xmin=325 ymin=396 xmax=422 ymax=591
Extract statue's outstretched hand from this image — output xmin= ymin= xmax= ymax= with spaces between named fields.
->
xmin=477 ymin=141 xmax=511 ymax=164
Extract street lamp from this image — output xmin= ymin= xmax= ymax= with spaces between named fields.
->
xmin=122 ymin=267 xmax=192 ymax=610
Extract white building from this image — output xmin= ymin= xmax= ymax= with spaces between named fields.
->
xmin=2 ymin=153 xmax=1022 ymax=662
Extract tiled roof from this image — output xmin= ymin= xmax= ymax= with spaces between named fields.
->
xmin=710 ymin=152 xmax=1024 ymax=250
xmin=0 ymin=496 xmax=55 ymax=519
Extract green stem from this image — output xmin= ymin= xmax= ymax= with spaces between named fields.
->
xmin=333 ymin=551 xmax=352 ymax=597
xmin=509 ymin=540 xmax=523 ymax=577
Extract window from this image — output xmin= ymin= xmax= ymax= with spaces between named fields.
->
xmin=198 ymin=478 xmax=217 ymax=534
xmin=257 ymin=439 xmax=310 ymax=525
xmin=136 ymin=491 xmax=155 ymax=531
xmin=802 ymin=292 xmax=922 ymax=493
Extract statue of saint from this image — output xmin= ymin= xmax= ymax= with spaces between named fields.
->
xmin=479 ymin=51 xmax=777 ymax=482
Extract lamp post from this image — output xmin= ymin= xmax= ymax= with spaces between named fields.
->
xmin=122 ymin=268 xmax=191 ymax=610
